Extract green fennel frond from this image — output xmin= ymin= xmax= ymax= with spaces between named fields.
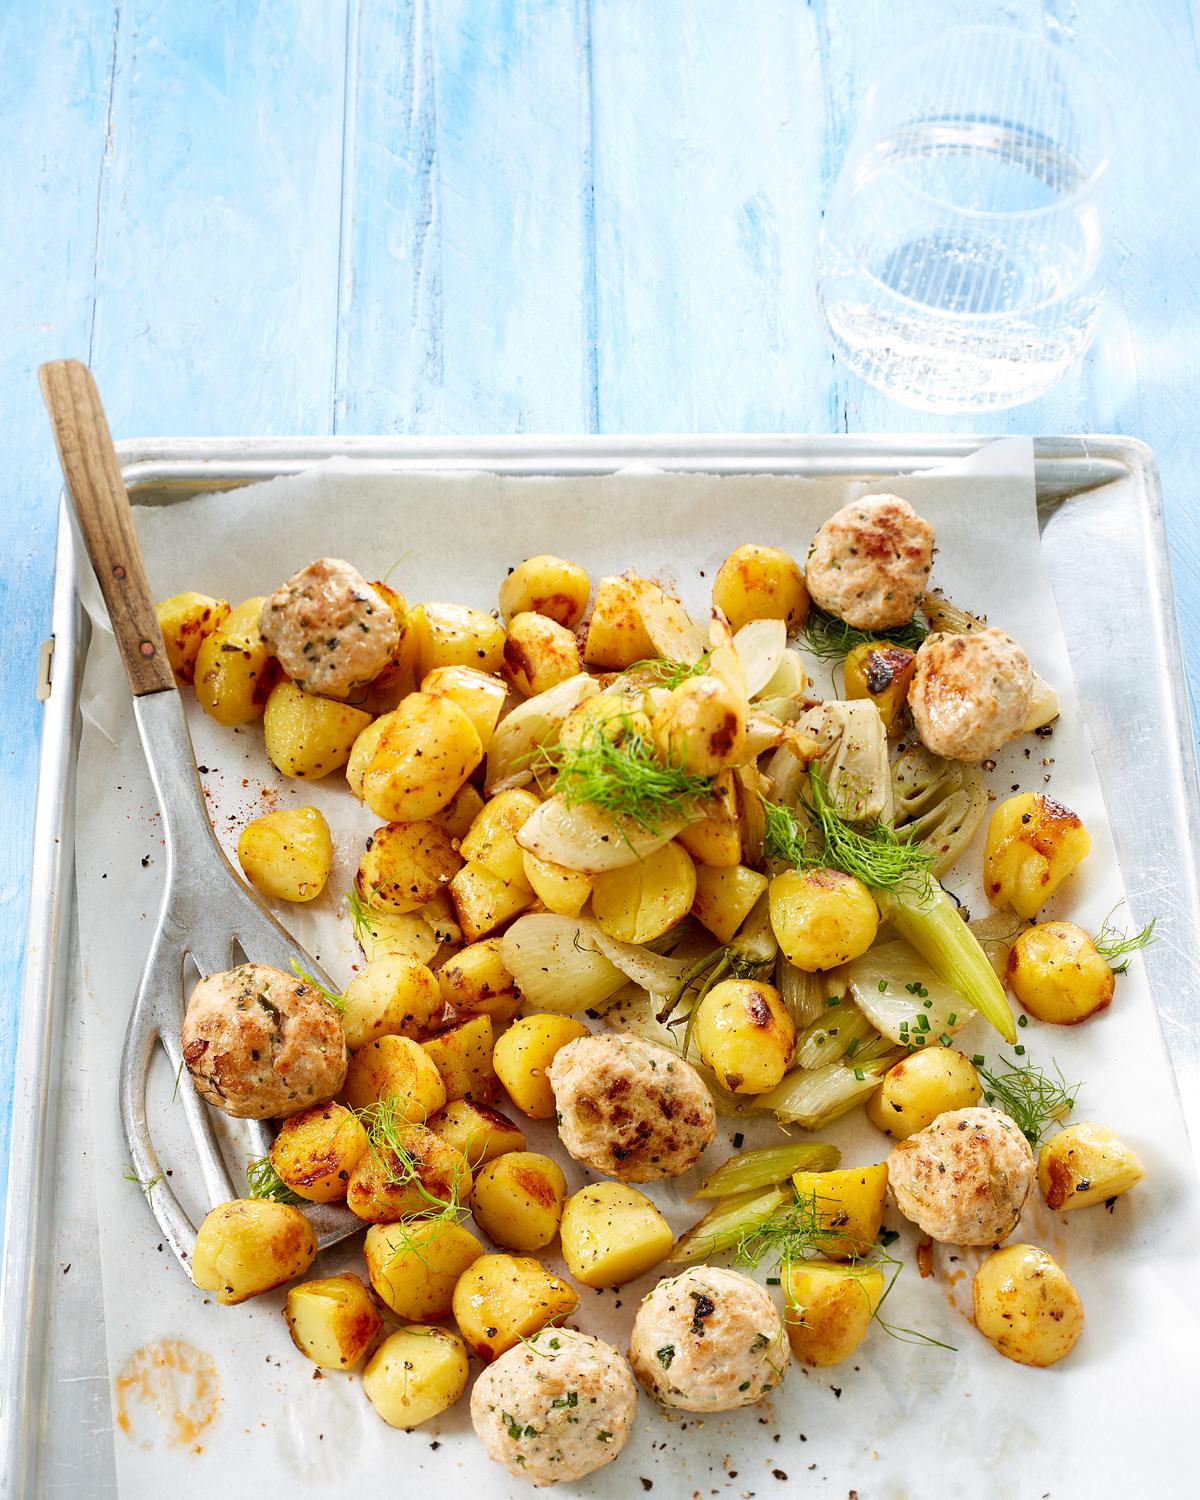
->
xmin=1092 ymin=907 xmax=1158 ymax=973
xmin=246 ymin=1155 xmax=303 ymax=1204
xmin=123 ymin=1167 xmax=163 ymax=1199
xmin=621 ymin=652 xmax=713 ymax=690
xmin=800 ymin=606 xmax=928 ymax=663
xmin=970 ymin=1051 xmax=1079 ymax=1146
xmin=290 ymin=957 xmax=346 ymax=1012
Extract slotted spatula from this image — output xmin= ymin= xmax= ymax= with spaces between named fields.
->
xmin=40 ymin=359 xmax=361 ymax=1275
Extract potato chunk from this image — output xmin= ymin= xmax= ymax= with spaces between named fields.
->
xmin=194 ymin=596 xmax=278 ymax=726
xmin=470 ymin=1151 xmax=567 ymax=1252
xmin=843 ymin=642 xmax=917 ymax=734
xmin=420 ymin=665 xmax=508 ymax=750
xmin=237 ymin=805 xmax=332 ymax=903
xmin=972 ymin=1244 xmax=1083 ymax=1366
xmin=521 ymin=850 xmax=594 ymax=917
xmin=499 ymin=554 xmax=591 ymax=628
xmin=412 ymin=601 xmax=507 ymax=677
xmin=449 ymin=860 xmax=534 ymax=943
xmin=363 ymin=1326 xmax=470 ymax=1429
xmin=191 ymin=1199 xmax=316 ymax=1305
xmin=1006 ymin=921 xmax=1114 ymax=1024
xmin=436 ymin=940 xmax=521 ymax=1023
xmin=340 ymin=956 xmax=443 ymax=1049
xmin=791 ymin=1163 xmax=889 ymax=1259
xmin=783 ymin=1261 xmax=884 ymax=1367
xmin=559 ymin=1182 xmax=673 ymax=1287
xmin=460 ymin=789 xmax=540 ymax=889
xmin=263 ymin=679 xmax=373 ymax=780
xmin=865 ymin=1049 xmax=982 ymax=1140
xmin=156 ymin=591 xmax=230 ymax=685
xmin=364 ymin=1220 xmax=485 ymax=1321
xmin=582 ymin=575 xmax=656 ymax=669
xmin=504 ymin=612 xmax=582 ymax=697
xmin=692 ymin=978 xmax=795 ymax=1094
xmin=356 ymin=820 xmax=462 ymax=915
xmin=691 ymin=863 xmax=768 ymax=944
xmin=345 ymin=1125 xmax=472 ymax=1223
xmin=769 ymin=867 xmax=878 ymax=971
xmin=270 ymin=1102 xmax=369 ymax=1203
xmin=492 ymin=1014 xmax=591 ymax=1119
xmin=362 ymin=692 xmax=484 ymax=822
xmin=342 ymin=1034 xmax=447 ymax=1119
xmin=591 ymin=841 xmax=696 ymax=945
xmin=421 ymin=1015 xmax=497 ymax=1104
xmin=285 ymin=1273 xmax=382 ymax=1369
xmin=712 ymin=544 xmax=809 ymax=633
xmin=451 ymin=1253 xmax=579 ymax=1362
xmin=984 ymin=792 xmax=1091 ymax=919
xmin=429 ymin=1099 xmax=527 ymax=1167
xmin=676 ymin=771 xmax=742 ymax=867
xmin=1037 ymin=1121 xmax=1146 ymax=1211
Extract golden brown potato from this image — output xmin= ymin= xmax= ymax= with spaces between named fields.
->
xmin=499 ymin=554 xmax=591 ymax=628
xmin=346 ymin=714 xmax=390 ymax=798
xmin=237 ymin=805 xmax=333 ymax=903
xmin=420 ymin=664 xmax=507 ymax=751
xmin=156 ymin=591 xmax=231 ymax=685
xmin=791 ymin=1163 xmax=889 ymax=1259
xmin=363 ymin=1326 xmax=470 ymax=1429
xmin=650 ymin=674 xmax=747 ymax=777
xmin=559 ymin=1182 xmax=673 ymax=1288
xmin=269 ymin=1102 xmax=369 ymax=1203
xmin=428 ymin=1098 xmax=527 ymax=1167
xmin=351 ymin=906 xmax=440 ymax=967
xmin=364 ymin=1220 xmax=485 ymax=1321
xmin=340 ymin=955 xmax=443 ymax=1050
xmin=191 ymin=1199 xmax=316 ymax=1305
xmin=712 ymin=544 xmax=809 ymax=633
xmin=342 ymin=1034 xmax=447 ymax=1119
xmin=436 ymin=940 xmax=521 ymax=1023
xmin=972 ymin=1244 xmax=1084 ymax=1366
xmin=412 ymin=601 xmax=507 ymax=677
xmin=1006 ymin=921 xmax=1115 ymax=1025
xmin=692 ymin=978 xmax=795 ymax=1094
xmin=591 ymin=841 xmax=697 ymax=944
xmin=434 ymin=782 xmax=487 ymax=841
xmin=769 ymin=867 xmax=879 ymax=971
xmin=504 ymin=612 xmax=582 ymax=697
xmin=865 ymin=1049 xmax=983 ymax=1140
xmin=843 ymin=642 xmax=917 ymax=734
xmin=460 ymin=789 xmax=540 ymax=888
xmin=355 ymin=819 xmax=462 ymax=915
xmin=449 ymin=860 xmax=535 ymax=943
xmin=691 ymin=863 xmax=769 ymax=944
xmin=346 ymin=1125 xmax=472 ymax=1223
xmin=285 ymin=1273 xmax=382 ymax=1369
xmin=783 ymin=1261 xmax=885 ymax=1367
xmin=194 ymin=596 xmax=278 ymax=726
xmin=421 ymin=1015 xmax=497 ymax=1104
xmin=676 ymin=771 xmax=742 ymax=867
xmin=984 ymin=792 xmax=1091 ymax=919
xmin=492 ymin=1014 xmax=591 ymax=1119
xmin=451 ymin=1253 xmax=579 ymax=1362
xmin=582 ymin=575 xmax=656 ymax=669
xmin=362 ymin=691 xmax=484 ymax=822
xmin=1037 ymin=1121 xmax=1146 ymax=1211
xmin=469 ymin=1151 xmax=567 ymax=1252
xmin=263 ymin=679 xmax=373 ymax=780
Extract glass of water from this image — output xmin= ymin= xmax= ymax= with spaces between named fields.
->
xmin=815 ymin=27 xmax=1112 ymax=412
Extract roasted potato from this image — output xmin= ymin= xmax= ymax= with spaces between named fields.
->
xmin=345 ymin=1125 xmax=472 ymax=1223
xmin=361 ymin=692 xmax=484 ymax=822
xmin=355 ymin=819 xmax=462 ymax=915
xmin=865 ymin=1049 xmax=983 ymax=1140
xmin=193 ymin=595 xmax=278 ymax=726
xmin=520 ymin=850 xmax=594 ymax=918
xmin=449 ymin=860 xmax=535 ymax=943
xmin=499 ymin=554 xmax=591 ymax=628
xmin=412 ymin=601 xmax=507 ymax=677
xmin=270 ymin=1102 xmax=369 ymax=1203
xmin=791 ymin=1163 xmax=889 ymax=1259
xmin=504 ymin=612 xmax=582 ymax=697
xmin=712 ymin=544 xmax=809 ymax=633
xmin=783 ymin=1261 xmax=885 ymax=1367
xmin=769 ymin=867 xmax=879 ymax=971
xmin=451 ymin=1253 xmax=579 ymax=1362
xmin=582 ymin=575 xmax=656 ymax=669
xmin=676 ymin=771 xmax=742 ymax=867
xmin=1006 ymin=921 xmax=1115 ymax=1025
xmin=364 ymin=1219 xmax=485 ymax=1321
xmin=156 ymin=591 xmax=230 ymax=685
xmin=650 ymin=674 xmax=747 ymax=777
xmin=436 ymin=940 xmax=521 ymax=1023
xmin=434 ymin=782 xmax=487 ymax=841
xmin=559 ymin=1182 xmax=673 ymax=1288
xmin=420 ymin=665 xmax=508 ymax=751
xmin=191 ymin=1199 xmax=316 ymax=1305
xmin=460 ymin=789 xmax=540 ymax=888
xmin=972 ymin=1243 xmax=1084 ymax=1366
xmin=692 ymin=978 xmax=796 ymax=1094
xmin=691 ymin=863 xmax=769 ymax=944
xmin=422 ymin=1015 xmax=497 ymax=1104
xmin=346 ymin=714 xmax=390 ymax=798
xmin=469 ymin=1151 xmax=567 ymax=1252
xmin=285 ymin=1273 xmax=382 ymax=1369
xmin=263 ymin=679 xmax=373 ymax=780
xmin=492 ymin=1014 xmax=591 ymax=1119
xmin=340 ymin=956 xmax=443 ymax=1050
xmin=351 ymin=906 xmax=440 ymax=967
xmin=591 ymin=841 xmax=697 ymax=945
xmin=237 ymin=805 xmax=333 ymax=902
xmin=984 ymin=792 xmax=1091 ymax=919
xmin=428 ymin=1098 xmax=527 ymax=1167
xmin=342 ymin=1034 xmax=447 ymax=1119
xmin=363 ymin=1326 xmax=470 ymax=1429
xmin=354 ymin=581 xmax=420 ymax=716
xmin=843 ymin=642 xmax=917 ymax=734
xmin=1037 ymin=1121 xmax=1146 ymax=1211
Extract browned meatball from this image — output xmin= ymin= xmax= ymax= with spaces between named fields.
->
xmin=547 ymin=1033 xmax=716 ymax=1181
xmin=183 ymin=962 xmax=346 ymax=1119
xmin=259 ymin=558 xmax=399 ymax=699
xmin=908 ymin=628 xmax=1033 ymax=761
xmin=806 ymin=494 xmax=935 ymax=630
xmin=887 ymin=1106 xmax=1035 ymax=1245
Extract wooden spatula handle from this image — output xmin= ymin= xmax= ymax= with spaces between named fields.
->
xmin=39 ymin=359 xmax=175 ymax=696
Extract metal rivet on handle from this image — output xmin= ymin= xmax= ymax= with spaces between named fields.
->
xmin=140 ymin=641 xmax=156 ymax=658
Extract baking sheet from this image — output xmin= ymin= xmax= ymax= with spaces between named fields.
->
xmin=72 ymin=438 xmax=1200 ymax=1498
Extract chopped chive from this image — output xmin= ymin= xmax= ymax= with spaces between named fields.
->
xmin=853 ymin=1067 xmax=865 ymax=1081
xmin=1014 ymin=1044 xmax=1026 ymax=1056
xmin=947 ymin=1013 xmax=957 ymax=1026
xmin=939 ymin=1033 xmax=952 ymax=1047
xmin=732 ymin=1133 xmax=744 ymax=1149
xmin=1017 ymin=1015 xmax=1028 ymax=1028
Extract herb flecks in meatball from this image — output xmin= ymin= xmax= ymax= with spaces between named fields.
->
xmin=260 ymin=557 xmax=399 ymax=700
xmin=909 ymin=627 xmax=1033 ymax=761
xmin=806 ymin=494 xmax=935 ymax=630
xmin=887 ymin=1105 xmax=1035 ymax=1245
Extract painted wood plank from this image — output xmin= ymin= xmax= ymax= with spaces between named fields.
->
xmin=87 ymin=0 xmax=348 ymax=437
xmin=336 ymin=0 xmax=593 ymax=434
xmin=0 ymin=2 xmax=119 ymax=1218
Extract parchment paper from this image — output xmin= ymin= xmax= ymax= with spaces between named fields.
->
xmin=74 ymin=439 xmax=1200 ymax=1499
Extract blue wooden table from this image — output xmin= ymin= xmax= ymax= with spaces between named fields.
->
xmin=2 ymin=0 xmax=1198 ymax=1218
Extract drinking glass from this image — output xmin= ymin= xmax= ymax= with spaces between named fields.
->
xmin=815 ymin=27 xmax=1112 ymax=412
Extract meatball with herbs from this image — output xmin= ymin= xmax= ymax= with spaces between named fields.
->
xmin=548 ymin=1033 xmax=716 ymax=1182
xmin=887 ymin=1105 xmax=1035 ymax=1245
xmin=182 ymin=962 xmax=346 ymax=1119
xmin=805 ymin=494 xmax=935 ymax=630
xmin=908 ymin=627 xmax=1033 ymax=761
xmin=629 ymin=1266 xmax=789 ymax=1411
xmin=471 ymin=1329 xmax=637 ymax=1486
xmin=259 ymin=557 xmax=398 ymax=700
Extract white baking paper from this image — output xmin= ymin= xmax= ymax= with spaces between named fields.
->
xmin=73 ymin=439 xmax=1200 ymax=1499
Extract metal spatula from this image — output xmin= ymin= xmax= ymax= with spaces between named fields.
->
xmin=40 ymin=359 xmax=360 ymax=1275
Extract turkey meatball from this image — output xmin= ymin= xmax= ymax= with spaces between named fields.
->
xmin=629 ymin=1266 xmax=788 ymax=1412
xmin=471 ymin=1329 xmax=637 ymax=1486
xmin=887 ymin=1105 xmax=1035 ymax=1245
xmin=805 ymin=494 xmax=935 ymax=630
xmin=182 ymin=962 xmax=346 ymax=1119
xmin=908 ymin=627 xmax=1033 ymax=761
xmin=259 ymin=557 xmax=399 ymax=699
xmin=548 ymin=1033 xmax=716 ymax=1182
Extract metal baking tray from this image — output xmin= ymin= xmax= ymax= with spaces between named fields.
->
xmin=4 ymin=435 xmax=1198 ymax=1499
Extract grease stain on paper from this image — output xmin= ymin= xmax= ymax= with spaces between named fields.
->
xmin=114 ymin=1338 xmax=220 ymax=1452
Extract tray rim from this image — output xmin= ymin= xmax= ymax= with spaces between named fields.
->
xmin=4 ymin=432 xmax=1196 ymax=1498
